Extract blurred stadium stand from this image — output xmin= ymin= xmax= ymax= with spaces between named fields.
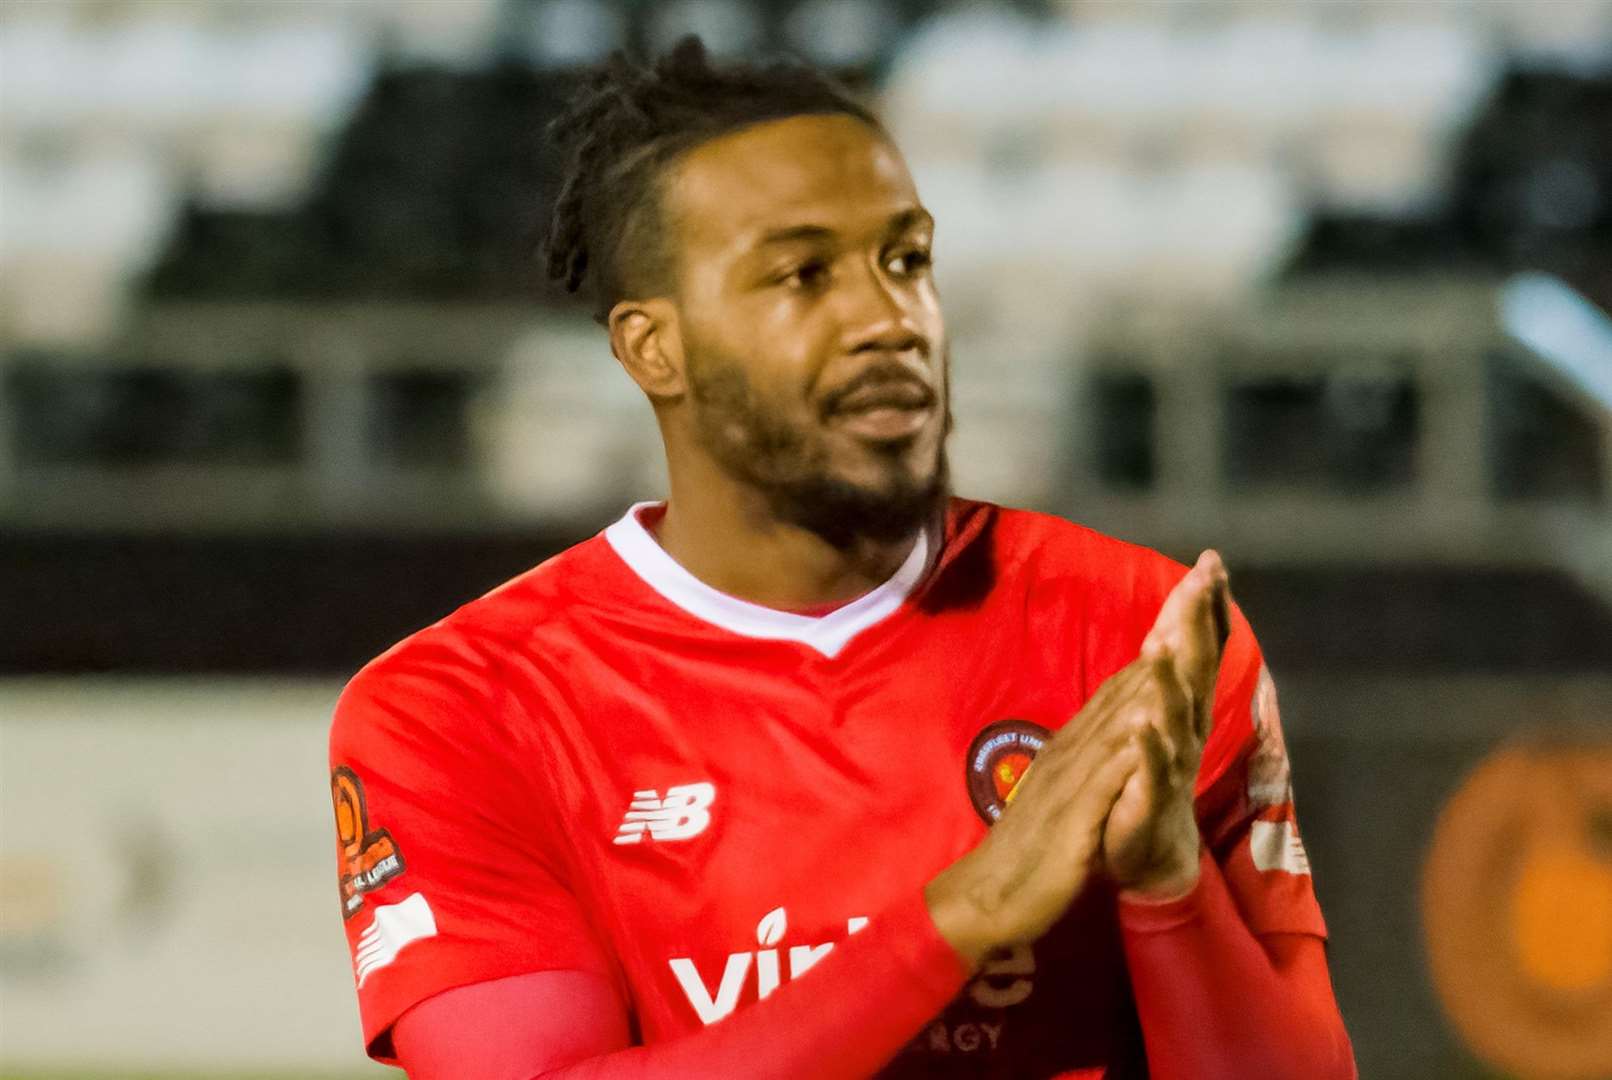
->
xmin=2 ymin=2 xmax=1611 ymax=1078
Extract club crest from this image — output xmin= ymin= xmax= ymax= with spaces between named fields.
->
xmin=966 ymin=719 xmax=1052 ymax=823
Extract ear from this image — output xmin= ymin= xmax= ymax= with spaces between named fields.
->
xmin=608 ymin=297 xmax=686 ymax=400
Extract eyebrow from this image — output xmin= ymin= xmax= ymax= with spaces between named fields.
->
xmin=753 ymin=206 xmax=934 ymax=249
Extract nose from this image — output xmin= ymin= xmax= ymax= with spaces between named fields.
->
xmin=839 ymin=259 xmax=929 ymax=360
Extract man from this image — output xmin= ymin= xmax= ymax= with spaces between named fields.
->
xmin=329 ymin=38 xmax=1355 ymax=1079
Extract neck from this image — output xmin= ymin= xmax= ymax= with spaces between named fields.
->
xmin=654 ymin=453 xmax=920 ymax=610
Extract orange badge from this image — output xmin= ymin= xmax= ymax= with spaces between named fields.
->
xmin=331 ymin=766 xmax=405 ymax=920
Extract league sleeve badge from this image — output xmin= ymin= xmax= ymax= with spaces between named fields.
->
xmin=331 ymin=766 xmax=406 ymax=919
xmin=1246 ymin=663 xmax=1293 ymax=808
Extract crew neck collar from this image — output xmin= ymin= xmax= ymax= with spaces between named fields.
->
xmin=603 ymin=501 xmax=934 ymax=658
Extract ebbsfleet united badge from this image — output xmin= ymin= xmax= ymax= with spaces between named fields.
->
xmin=966 ymin=719 xmax=1052 ymax=823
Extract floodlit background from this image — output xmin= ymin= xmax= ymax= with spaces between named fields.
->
xmin=3 ymin=1 xmax=1611 ymax=1078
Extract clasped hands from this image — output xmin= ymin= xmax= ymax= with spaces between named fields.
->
xmin=927 ymin=552 xmax=1233 ymax=968
xmin=1101 ymin=549 xmax=1231 ymax=900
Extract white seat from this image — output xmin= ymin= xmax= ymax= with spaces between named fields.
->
xmin=0 ymin=151 xmax=171 ymax=262
xmin=209 ymin=22 xmax=369 ymax=121
xmin=884 ymin=6 xmax=1042 ymax=129
xmin=381 ymin=0 xmax=499 ymax=68
xmin=0 ymin=18 xmax=98 ymax=129
xmin=784 ymin=0 xmax=899 ymax=69
xmin=525 ymin=0 xmax=627 ymax=69
xmin=478 ymin=323 xmax=666 ymax=514
xmin=645 ymin=0 xmax=764 ymax=58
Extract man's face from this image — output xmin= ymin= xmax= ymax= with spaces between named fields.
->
xmin=662 ymin=113 xmax=950 ymax=548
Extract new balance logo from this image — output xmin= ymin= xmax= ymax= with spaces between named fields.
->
xmin=614 ymin=782 xmax=716 ymax=845
xmin=354 ymin=892 xmax=436 ymax=988
xmin=1250 ymin=819 xmax=1311 ymax=876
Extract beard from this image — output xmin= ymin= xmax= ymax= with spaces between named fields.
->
xmin=686 ymin=355 xmax=951 ymax=552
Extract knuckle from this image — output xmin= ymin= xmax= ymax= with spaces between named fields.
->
xmin=1124 ymin=704 xmax=1152 ymax=737
xmin=1134 ymin=680 xmax=1163 ymax=714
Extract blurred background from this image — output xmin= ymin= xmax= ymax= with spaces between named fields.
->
xmin=2 ymin=0 xmax=1610 ymax=1077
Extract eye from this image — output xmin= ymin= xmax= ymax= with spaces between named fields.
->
xmin=886 ymin=247 xmax=933 ymax=277
xmin=781 ymin=259 xmax=830 ymax=291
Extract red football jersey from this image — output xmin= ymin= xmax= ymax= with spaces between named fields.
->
xmin=329 ymin=498 xmax=1326 ymax=1076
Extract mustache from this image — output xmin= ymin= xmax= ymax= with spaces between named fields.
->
xmin=821 ymin=362 xmax=937 ymax=417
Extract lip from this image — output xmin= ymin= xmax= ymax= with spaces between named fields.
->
xmin=828 ymin=402 xmax=933 ymax=441
xmin=831 ymin=381 xmax=933 ymax=413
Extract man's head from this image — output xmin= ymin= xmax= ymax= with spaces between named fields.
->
xmin=544 ymin=38 xmax=950 ymax=551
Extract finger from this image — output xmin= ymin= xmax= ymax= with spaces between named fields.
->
xmin=1059 ymin=688 xmax=1159 ymax=805
xmin=1132 ymin=718 xmax=1173 ymax=809
xmin=1143 ymin=652 xmax=1193 ymax=760
xmin=1029 ymin=652 xmax=1191 ymax=807
xmin=1009 ymin=718 xmax=1142 ymax=842
xmin=1069 ymin=736 xmax=1145 ymax=834
xmin=1076 ymin=656 xmax=1154 ymax=724
xmin=1141 ymin=550 xmax=1213 ymax=655
xmin=1096 ymin=723 xmax=1169 ymax=861
xmin=1199 ymin=562 xmax=1231 ymax=742
xmin=1086 ymin=663 xmax=1167 ymax=760
xmin=1210 ymin=565 xmax=1231 ymax=655
xmin=1143 ymin=551 xmax=1230 ymax=718
xmin=1147 ymin=706 xmax=1203 ymax=788
xmin=1141 ymin=551 xmax=1224 ymax=662
xmin=1049 ymin=657 xmax=1153 ymax=757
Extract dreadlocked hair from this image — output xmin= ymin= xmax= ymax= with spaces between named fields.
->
xmin=543 ymin=35 xmax=881 ymax=323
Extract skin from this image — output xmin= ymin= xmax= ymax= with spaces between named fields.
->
xmin=928 ymin=551 xmax=1230 ymax=966
xmin=607 ymin=113 xmax=948 ymax=607
xmin=603 ymin=112 xmax=1227 ymax=968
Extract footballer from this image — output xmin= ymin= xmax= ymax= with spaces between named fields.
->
xmin=329 ymin=38 xmax=1356 ymax=1079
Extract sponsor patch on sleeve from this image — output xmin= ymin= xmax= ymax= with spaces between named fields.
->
xmin=355 ymin=892 xmax=438 ymax=987
xmin=331 ymin=765 xmax=406 ymax=919
xmin=1250 ymin=819 xmax=1311 ymax=875
xmin=1246 ymin=664 xmax=1293 ymax=808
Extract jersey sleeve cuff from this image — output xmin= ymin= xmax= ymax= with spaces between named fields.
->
xmin=1115 ymin=849 xmax=1220 ymax=934
xmin=864 ymin=886 xmax=973 ymax=1011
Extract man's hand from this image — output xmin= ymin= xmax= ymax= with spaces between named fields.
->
xmin=1102 ymin=550 xmax=1231 ymax=900
xmin=925 ymin=652 xmax=1187 ymax=969
xmin=925 ymin=551 xmax=1233 ymax=970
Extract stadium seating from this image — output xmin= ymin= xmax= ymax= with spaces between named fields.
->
xmin=0 ymin=0 xmax=1606 ymax=556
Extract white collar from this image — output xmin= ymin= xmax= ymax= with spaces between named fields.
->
xmin=603 ymin=501 xmax=934 ymax=659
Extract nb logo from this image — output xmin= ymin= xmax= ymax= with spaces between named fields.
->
xmin=614 ymin=782 xmax=716 ymax=845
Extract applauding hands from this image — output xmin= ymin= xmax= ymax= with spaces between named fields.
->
xmin=1103 ymin=550 xmax=1231 ymax=899
xmin=926 ymin=552 xmax=1232 ymax=967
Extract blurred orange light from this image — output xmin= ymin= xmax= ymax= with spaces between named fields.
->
xmin=1512 ymin=844 xmax=1612 ymax=993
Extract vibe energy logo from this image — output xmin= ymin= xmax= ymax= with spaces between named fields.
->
xmin=669 ymin=908 xmax=1039 ymax=1029
xmin=669 ymin=906 xmax=870 ymax=1024
xmin=614 ymin=782 xmax=716 ymax=845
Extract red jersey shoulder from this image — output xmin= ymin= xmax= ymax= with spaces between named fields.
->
xmin=949 ymin=499 xmax=1256 ymax=787
xmin=416 ymin=531 xmax=611 ymax=649
xmin=967 ymin=500 xmax=1187 ymax=599
xmin=326 ymin=537 xmax=611 ymax=923
xmin=946 ymin=499 xmax=1192 ymax=641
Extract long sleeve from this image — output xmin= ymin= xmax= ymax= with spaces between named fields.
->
xmin=1118 ymin=849 xmax=1356 ymax=1080
xmin=394 ymin=887 xmax=970 ymax=1080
